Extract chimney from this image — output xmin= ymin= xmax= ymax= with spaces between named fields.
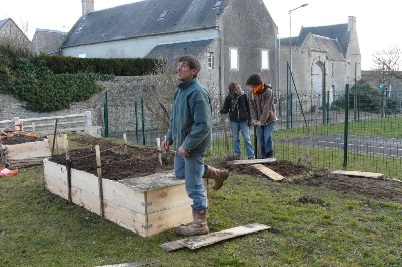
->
xmin=82 ymin=0 xmax=95 ymax=16
xmin=347 ymin=16 xmax=356 ymax=32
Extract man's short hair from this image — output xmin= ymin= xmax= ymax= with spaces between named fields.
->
xmin=178 ymin=55 xmax=201 ymax=77
xmin=246 ymin=74 xmax=262 ymax=86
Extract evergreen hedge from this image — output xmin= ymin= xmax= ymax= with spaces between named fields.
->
xmin=0 ymin=44 xmax=160 ymax=112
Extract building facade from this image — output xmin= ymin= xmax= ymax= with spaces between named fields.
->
xmin=279 ymin=16 xmax=361 ymax=111
xmin=0 ymin=18 xmax=31 ymax=51
xmin=61 ymin=0 xmax=278 ymax=102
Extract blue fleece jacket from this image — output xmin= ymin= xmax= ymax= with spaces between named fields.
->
xmin=165 ymin=78 xmax=212 ymax=153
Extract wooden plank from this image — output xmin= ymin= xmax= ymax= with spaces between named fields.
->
xmin=70 ymin=168 xmax=102 ymax=213
xmin=44 ymin=159 xmax=69 ymax=199
xmin=332 ymin=170 xmax=384 ymax=179
xmin=160 ymin=223 xmax=270 ymax=251
xmin=228 ymin=158 xmax=276 ymax=165
xmin=3 ymin=139 xmax=51 ymax=160
xmin=47 ymin=134 xmax=68 ymax=153
xmin=252 ymin=164 xmax=284 ymax=181
xmin=96 ymin=260 xmax=160 ymax=267
xmin=8 ymin=157 xmax=45 ymax=168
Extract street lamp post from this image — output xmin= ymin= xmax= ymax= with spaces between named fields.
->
xmin=288 ymin=3 xmax=308 ymax=73
xmin=287 ymin=3 xmax=308 ymax=129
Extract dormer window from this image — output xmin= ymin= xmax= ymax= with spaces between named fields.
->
xmin=159 ymin=10 xmax=169 ymax=20
xmin=76 ymin=24 xmax=85 ymax=33
xmin=213 ymin=0 xmax=223 ymax=8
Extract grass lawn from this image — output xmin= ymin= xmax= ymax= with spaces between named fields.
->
xmin=1 ymin=162 xmax=402 ymax=267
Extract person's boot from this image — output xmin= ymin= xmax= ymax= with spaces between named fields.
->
xmin=203 ymin=165 xmax=229 ymax=190
xmin=176 ymin=209 xmax=209 ymax=236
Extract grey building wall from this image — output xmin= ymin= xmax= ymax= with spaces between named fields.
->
xmin=279 ymin=16 xmax=361 ymax=112
xmin=32 ymin=29 xmax=67 ymax=55
xmin=218 ymin=0 xmax=277 ymax=92
xmin=0 ymin=18 xmax=32 ymax=51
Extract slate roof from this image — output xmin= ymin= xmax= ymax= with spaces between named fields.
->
xmin=145 ymin=39 xmax=215 ymax=64
xmin=281 ymin=23 xmax=350 ymax=57
xmin=309 ymin=35 xmax=345 ymax=61
xmin=0 ymin=18 xmax=9 ymax=28
xmin=62 ymin=0 xmax=228 ymax=48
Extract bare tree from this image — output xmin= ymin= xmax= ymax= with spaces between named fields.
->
xmin=142 ymin=58 xmax=177 ymax=132
xmin=372 ymin=46 xmax=402 ymax=80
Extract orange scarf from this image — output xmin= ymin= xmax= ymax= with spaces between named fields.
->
xmin=252 ymin=83 xmax=265 ymax=96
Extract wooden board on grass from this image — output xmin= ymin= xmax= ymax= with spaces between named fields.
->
xmin=160 ymin=223 xmax=270 ymax=251
xmin=252 ymin=164 xmax=284 ymax=181
xmin=332 ymin=170 xmax=384 ymax=179
xmin=228 ymin=158 xmax=276 ymax=165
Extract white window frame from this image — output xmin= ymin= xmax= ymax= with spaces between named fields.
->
xmin=230 ymin=48 xmax=238 ymax=70
xmin=261 ymin=50 xmax=269 ymax=70
xmin=208 ymin=52 xmax=214 ymax=69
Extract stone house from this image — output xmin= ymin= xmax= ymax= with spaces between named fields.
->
xmin=279 ymin=16 xmax=361 ymax=110
xmin=32 ymin=29 xmax=67 ymax=55
xmin=0 ymin=18 xmax=32 ymax=51
xmin=61 ymin=0 xmax=278 ymax=101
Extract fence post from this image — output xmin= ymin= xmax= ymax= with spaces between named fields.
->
xmin=104 ymin=92 xmax=109 ymax=138
xmin=322 ymin=63 xmax=327 ymax=124
xmin=326 ymin=91 xmax=330 ymax=124
xmin=134 ymin=100 xmax=139 ymax=143
xmin=141 ymin=98 xmax=145 ymax=145
xmin=84 ymin=111 xmax=92 ymax=127
xmin=253 ymin=126 xmax=258 ymax=158
xmin=12 ymin=117 xmax=20 ymax=130
xmin=343 ymin=84 xmax=349 ymax=169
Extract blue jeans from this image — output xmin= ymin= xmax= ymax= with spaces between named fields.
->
xmin=230 ymin=121 xmax=255 ymax=158
xmin=259 ymin=121 xmax=275 ymax=158
xmin=174 ymin=151 xmax=208 ymax=211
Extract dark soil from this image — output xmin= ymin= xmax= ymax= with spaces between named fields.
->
xmin=46 ymin=135 xmax=402 ymax=204
xmin=1 ymin=134 xmax=45 ymax=145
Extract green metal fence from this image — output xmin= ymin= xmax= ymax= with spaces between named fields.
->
xmin=102 ymin=86 xmax=402 ymax=180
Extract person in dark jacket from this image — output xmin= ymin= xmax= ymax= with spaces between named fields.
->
xmin=220 ymin=82 xmax=255 ymax=159
xmin=162 ymin=55 xmax=229 ymax=237
xmin=246 ymin=74 xmax=277 ymax=158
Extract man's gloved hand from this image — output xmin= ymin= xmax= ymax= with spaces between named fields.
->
xmin=177 ymin=145 xmax=189 ymax=158
xmin=162 ymin=139 xmax=171 ymax=152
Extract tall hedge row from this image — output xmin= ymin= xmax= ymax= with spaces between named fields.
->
xmin=36 ymin=55 xmax=159 ymax=76
xmin=0 ymin=44 xmax=160 ymax=112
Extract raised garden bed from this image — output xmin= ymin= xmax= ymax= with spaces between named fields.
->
xmin=1 ymin=135 xmax=50 ymax=162
xmin=43 ymin=138 xmax=194 ymax=237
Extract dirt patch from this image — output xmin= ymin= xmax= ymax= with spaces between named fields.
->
xmin=50 ymin=136 xmax=175 ymax=180
xmin=47 ymin=135 xmax=402 ymax=203
xmin=1 ymin=134 xmax=45 ymax=145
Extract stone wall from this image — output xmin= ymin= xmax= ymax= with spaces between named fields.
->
xmin=0 ymin=76 xmax=150 ymax=135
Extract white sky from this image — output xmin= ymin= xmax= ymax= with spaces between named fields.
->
xmin=1 ymin=0 xmax=400 ymax=70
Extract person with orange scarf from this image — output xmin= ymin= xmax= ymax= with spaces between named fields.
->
xmin=246 ymin=74 xmax=277 ymax=158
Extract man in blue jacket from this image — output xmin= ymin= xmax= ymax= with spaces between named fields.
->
xmin=162 ymin=55 xmax=229 ymax=236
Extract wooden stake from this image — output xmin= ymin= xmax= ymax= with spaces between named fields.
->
xmin=0 ymin=137 xmax=5 ymax=166
xmin=123 ymin=133 xmax=128 ymax=153
xmin=65 ymin=139 xmax=72 ymax=202
xmin=95 ymin=145 xmax=105 ymax=218
xmin=51 ymin=119 xmax=58 ymax=156
xmin=156 ymin=138 xmax=162 ymax=165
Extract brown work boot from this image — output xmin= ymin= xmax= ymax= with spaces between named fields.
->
xmin=176 ymin=209 xmax=209 ymax=236
xmin=203 ymin=165 xmax=229 ymax=190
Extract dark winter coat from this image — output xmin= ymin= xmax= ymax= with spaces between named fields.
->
xmin=220 ymin=93 xmax=251 ymax=123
